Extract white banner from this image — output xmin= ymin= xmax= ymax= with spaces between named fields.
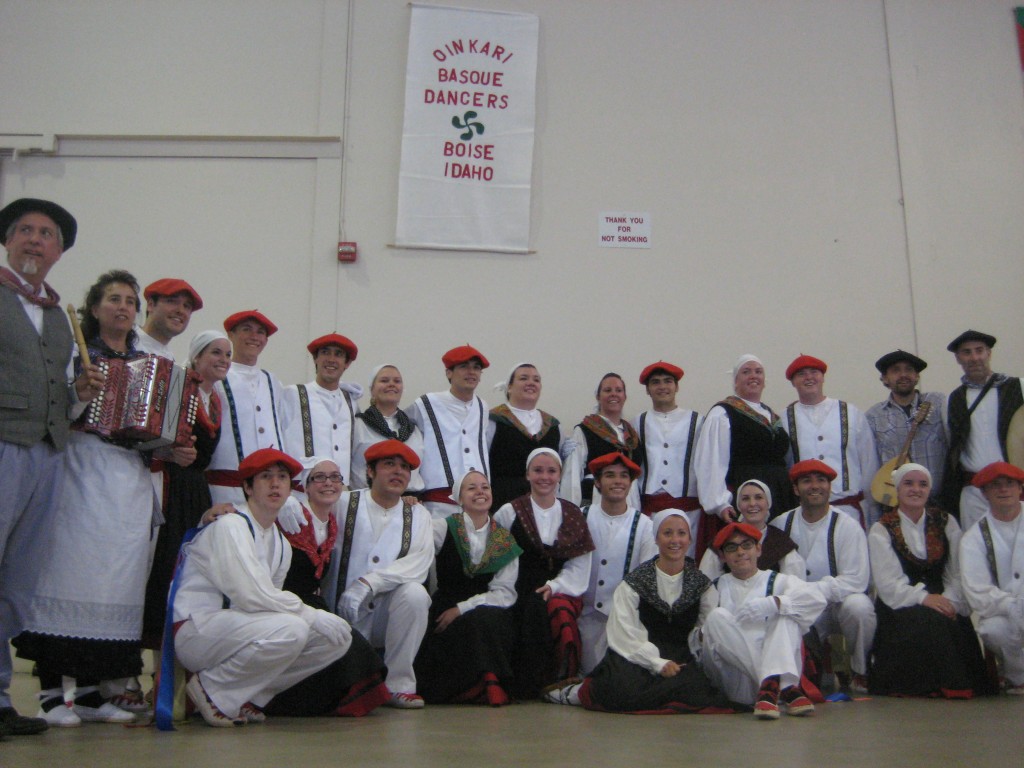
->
xmin=395 ymin=4 xmax=539 ymax=253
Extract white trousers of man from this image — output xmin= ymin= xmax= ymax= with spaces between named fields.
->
xmin=699 ymin=607 xmax=804 ymax=705
xmin=977 ymin=615 xmax=1024 ymax=686
xmin=578 ymin=612 xmax=609 ymax=676
xmin=176 ymin=611 xmax=348 ymax=718
xmin=959 ymin=486 xmax=990 ymax=533
xmin=811 ymin=594 xmax=876 ymax=675
xmin=351 ymin=582 xmax=430 ymax=694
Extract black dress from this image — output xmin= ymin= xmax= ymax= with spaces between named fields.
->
xmin=583 ymin=558 xmax=742 ymax=714
xmin=717 ymin=397 xmax=795 ymax=517
xmin=414 ymin=515 xmax=522 ymax=704
xmin=868 ymin=509 xmax=992 ymax=698
xmin=488 ymin=404 xmax=561 ymax=511
xmin=142 ymin=394 xmax=221 ymax=648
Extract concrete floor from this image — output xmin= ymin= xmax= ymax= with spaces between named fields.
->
xmin=3 ymin=668 xmax=1022 ymax=768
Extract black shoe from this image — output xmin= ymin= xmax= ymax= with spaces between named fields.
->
xmin=0 ymin=706 xmax=49 ymax=735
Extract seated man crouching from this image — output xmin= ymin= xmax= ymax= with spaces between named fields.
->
xmin=697 ymin=522 xmax=826 ymax=719
xmin=172 ymin=448 xmax=353 ymax=726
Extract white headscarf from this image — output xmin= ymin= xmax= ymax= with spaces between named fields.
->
xmin=892 ymin=462 xmax=931 ymax=488
xmin=188 ymin=329 xmax=229 ymax=368
xmin=368 ymin=363 xmax=401 ymax=392
xmin=494 ymin=361 xmax=535 ymax=395
xmin=300 ymin=456 xmax=341 ymax=489
xmin=449 ymin=468 xmax=489 ymax=504
xmin=526 ymin=446 xmax=562 ymax=469
xmin=651 ymin=509 xmax=690 ymax=539
xmin=736 ymin=478 xmax=773 ymax=514
xmin=731 ymin=354 xmax=764 ymax=379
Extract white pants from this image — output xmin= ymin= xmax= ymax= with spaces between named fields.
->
xmin=176 ymin=611 xmax=347 ymax=718
xmin=959 ymin=486 xmax=990 ymax=533
xmin=700 ymin=607 xmax=804 ymax=705
xmin=977 ymin=615 xmax=1024 ymax=687
xmin=812 ymin=595 xmax=876 ymax=675
xmin=578 ymin=612 xmax=608 ymax=676
xmin=352 ymin=582 xmax=430 ymax=694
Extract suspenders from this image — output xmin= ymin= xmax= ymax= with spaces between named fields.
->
xmin=638 ymin=411 xmax=699 ymax=497
xmin=783 ymin=511 xmax=841 ymax=578
xmin=333 ymin=491 xmax=415 ymax=601
xmin=786 ymin=401 xmax=850 ymax=491
xmin=223 ymin=371 xmax=283 ymax=461
xmin=297 ymin=384 xmax=357 ymax=459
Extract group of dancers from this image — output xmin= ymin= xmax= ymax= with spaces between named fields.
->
xmin=2 ymin=197 xmax=1022 ymax=739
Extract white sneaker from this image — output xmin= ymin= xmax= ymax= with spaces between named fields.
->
xmin=37 ymin=702 xmax=82 ymax=728
xmin=185 ymin=676 xmax=245 ymax=727
xmin=386 ymin=692 xmax=425 ymax=709
xmin=73 ymin=701 xmax=136 ymax=723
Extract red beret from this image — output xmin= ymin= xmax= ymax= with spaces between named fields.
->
xmin=364 ymin=439 xmax=421 ymax=469
xmin=639 ymin=361 xmax=684 ymax=385
xmin=237 ymin=448 xmax=302 ymax=480
xmin=712 ymin=522 xmax=763 ymax=551
xmin=789 ymin=459 xmax=837 ymax=483
xmin=971 ymin=461 xmax=1024 ymax=488
xmin=144 ymin=278 xmax=204 ymax=310
xmin=223 ymin=310 xmax=278 ymax=336
xmin=785 ymin=354 xmax=827 ymax=381
xmin=441 ymin=344 xmax=489 ymax=369
xmin=307 ymin=333 xmax=358 ymax=361
xmin=588 ymin=452 xmax=641 ymax=480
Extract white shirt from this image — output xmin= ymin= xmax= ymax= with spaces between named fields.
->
xmin=770 ymin=507 xmax=871 ymax=604
xmin=604 ymin=569 xmax=716 ymax=676
xmin=783 ymin=397 xmax=879 ymax=509
xmin=330 ymin=490 xmax=433 ymax=599
xmin=350 ymin=415 xmax=425 ymax=492
xmin=868 ymin=511 xmax=967 ymax=612
xmin=281 ymin=380 xmax=363 ymax=479
xmin=209 ymin=361 xmax=286 ymax=473
xmin=632 ymin=407 xmax=703 ymax=499
xmin=493 ymin=497 xmax=592 ymax=597
xmin=172 ymin=504 xmax=316 ymax=626
xmin=134 ymin=327 xmax=175 ymax=361
xmin=693 ymin=398 xmax=776 ymax=516
xmin=431 ymin=512 xmax=519 ymax=614
xmin=583 ymin=505 xmax=657 ymax=616
xmin=960 ymin=506 xmax=1024 ymax=620
xmin=408 ymin=391 xmax=490 ymax=489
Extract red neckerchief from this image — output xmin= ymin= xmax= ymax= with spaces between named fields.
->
xmin=196 ymin=393 xmax=221 ymax=438
xmin=280 ymin=506 xmax=338 ymax=579
xmin=880 ymin=506 xmax=946 ymax=566
xmin=0 ymin=266 xmax=61 ymax=308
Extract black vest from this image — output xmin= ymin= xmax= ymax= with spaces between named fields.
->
xmin=432 ymin=528 xmax=496 ymax=613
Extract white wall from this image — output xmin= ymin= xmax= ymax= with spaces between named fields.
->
xmin=2 ymin=0 xmax=1021 ymax=430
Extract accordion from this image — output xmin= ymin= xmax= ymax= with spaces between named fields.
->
xmin=75 ymin=354 xmax=201 ymax=450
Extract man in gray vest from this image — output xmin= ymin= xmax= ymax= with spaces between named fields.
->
xmin=0 ymin=198 xmax=104 ymax=737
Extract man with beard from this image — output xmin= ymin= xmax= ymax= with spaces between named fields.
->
xmin=865 ymin=350 xmax=948 ymax=507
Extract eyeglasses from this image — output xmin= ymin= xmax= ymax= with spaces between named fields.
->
xmin=721 ymin=540 xmax=757 ymax=554
xmin=308 ymin=472 xmax=344 ymax=484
